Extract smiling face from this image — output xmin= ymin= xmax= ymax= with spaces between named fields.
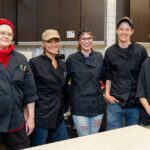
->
xmin=78 ymin=32 xmax=94 ymax=52
xmin=0 ymin=24 xmax=14 ymax=50
xmin=116 ymin=22 xmax=134 ymax=44
xmin=42 ymin=38 xmax=60 ymax=56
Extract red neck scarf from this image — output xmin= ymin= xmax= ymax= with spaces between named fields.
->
xmin=0 ymin=44 xmax=14 ymax=68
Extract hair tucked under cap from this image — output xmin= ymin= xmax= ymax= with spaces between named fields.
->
xmin=0 ymin=18 xmax=15 ymax=32
xmin=42 ymin=29 xmax=60 ymax=41
xmin=116 ymin=16 xmax=134 ymax=29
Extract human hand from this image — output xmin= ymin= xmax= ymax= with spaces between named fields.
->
xmin=104 ymin=94 xmax=119 ymax=103
xmin=25 ymin=117 xmax=35 ymax=136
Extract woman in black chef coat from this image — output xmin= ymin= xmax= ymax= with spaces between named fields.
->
xmin=0 ymin=18 xmax=37 ymax=150
xmin=30 ymin=29 xmax=69 ymax=146
xmin=66 ymin=28 xmax=105 ymax=136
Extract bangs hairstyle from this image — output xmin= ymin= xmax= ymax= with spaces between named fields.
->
xmin=77 ymin=28 xmax=94 ymax=40
xmin=77 ymin=28 xmax=94 ymax=51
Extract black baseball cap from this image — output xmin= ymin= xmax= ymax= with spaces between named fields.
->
xmin=116 ymin=16 xmax=134 ymax=29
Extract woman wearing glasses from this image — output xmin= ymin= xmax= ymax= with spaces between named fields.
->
xmin=0 ymin=18 xmax=37 ymax=150
xmin=66 ymin=28 xmax=105 ymax=136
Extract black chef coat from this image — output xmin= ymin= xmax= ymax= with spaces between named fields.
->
xmin=104 ymin=42 xmax=148 ymax=108
xmin=137 ymin=58 xmax=150 ymax=125
xmin=0 ymin=50 xmax=38 ymax=132
xmin=29 ymin=54 xmax=67 ymax=129
xmin=66 ymin=51 xmax=105 ymax=117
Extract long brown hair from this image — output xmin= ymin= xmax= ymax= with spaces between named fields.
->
xmin=77 ymin=28 xmax=94 ymax=51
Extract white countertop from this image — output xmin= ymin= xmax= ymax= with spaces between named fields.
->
xmin=24 ymin=125 xmax=150 ymax=150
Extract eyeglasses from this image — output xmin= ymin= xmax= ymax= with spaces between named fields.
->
xmin=80 ymin=37 xmax=93 ymax=42
xmin=0 ymin=31 xmax=13 ymax=38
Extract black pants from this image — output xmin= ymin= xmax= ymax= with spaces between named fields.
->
xmin=0 ymin=127 xmax=30 ymax=150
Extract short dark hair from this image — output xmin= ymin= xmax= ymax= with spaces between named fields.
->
xmin=77 ymin=28 xmax=93 ymax=40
